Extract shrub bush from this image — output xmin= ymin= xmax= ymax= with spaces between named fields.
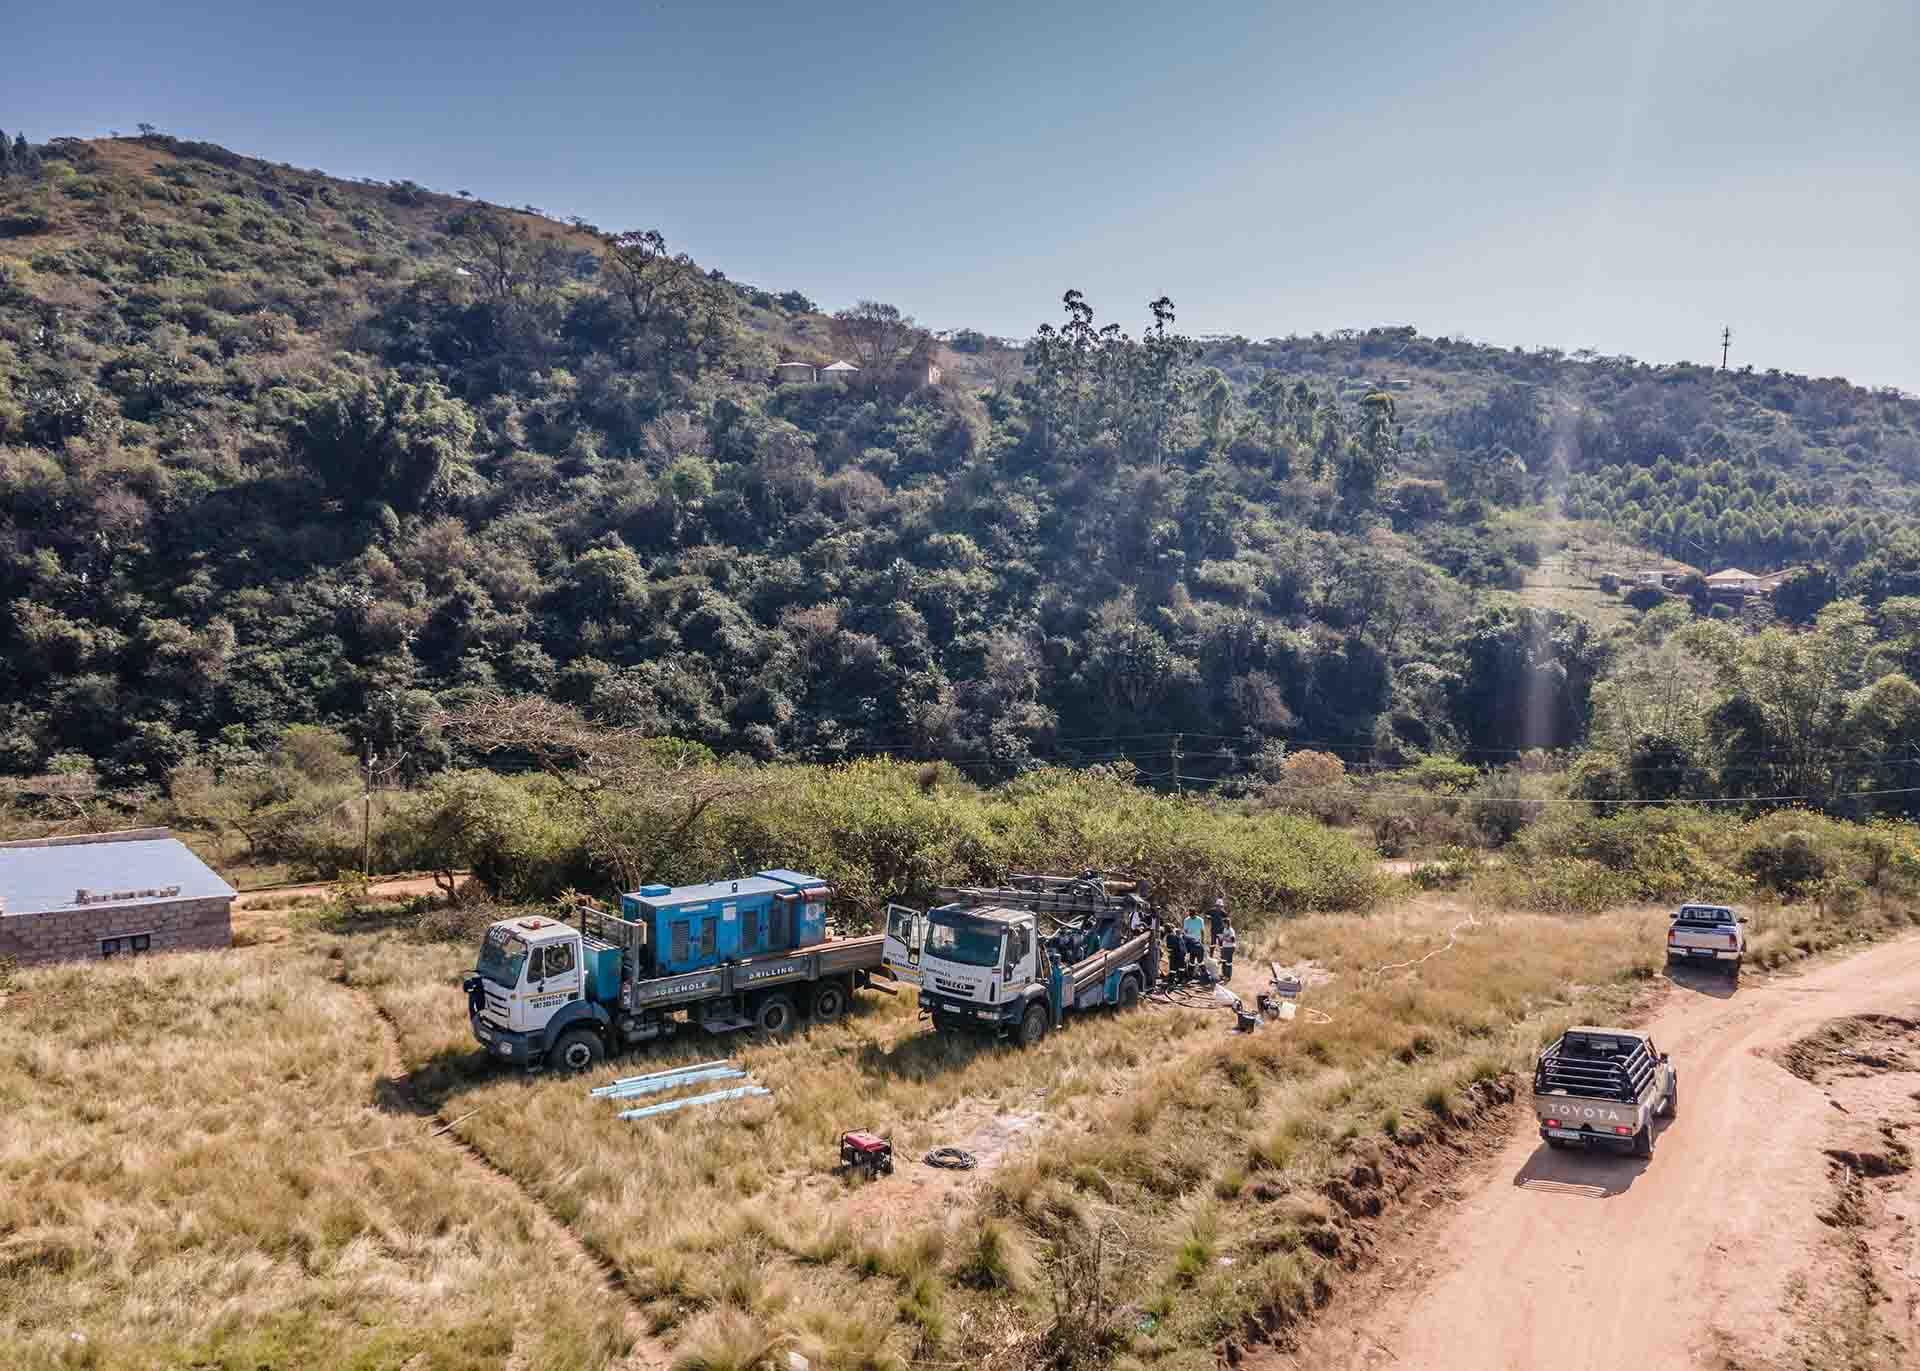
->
xmin=1740 ymin=828 xmax=1827 ymax=897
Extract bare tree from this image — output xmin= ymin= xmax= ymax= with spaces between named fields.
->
xmin=831 ymin=300 xmax=927 ymax=373
xmin=600 ymin=229 xmax=735 ymax=381
xmin=444 ymin=206 xmax=565 ymax=301
xmin=437 ymin=694 xmax=744 ymax=892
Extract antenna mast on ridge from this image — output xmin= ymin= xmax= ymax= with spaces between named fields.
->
xmin=1719 ymin=326 xmax=1732 ymax=370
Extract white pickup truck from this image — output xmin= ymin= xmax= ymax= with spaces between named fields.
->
xmin=1665 ymin=902 xmax=1747 ymax=978
xmin=1532 ymin=1026 xmax=1677 ymax=1158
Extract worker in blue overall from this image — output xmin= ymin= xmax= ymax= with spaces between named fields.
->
xmin=1182 ymin=908 xmax=1206 ymax=977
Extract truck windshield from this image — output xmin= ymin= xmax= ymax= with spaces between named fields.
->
xmin=477 ymin=928 xmax=530 ymax=987
xmin=927 ymin=914 xmax=1004 ymax=968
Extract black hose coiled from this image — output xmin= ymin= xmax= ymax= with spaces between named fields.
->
xmin=924 ymin=1146 xmax=977 ymax=1170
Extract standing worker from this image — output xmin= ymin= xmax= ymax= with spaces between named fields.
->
xmin=1218 ymin=919 xmax=1237 ymax=983
xmin=1183 ymin=907 xmax=1206 ymax=970
xmin=1208 ymin=896 xmax=1228 ymax=948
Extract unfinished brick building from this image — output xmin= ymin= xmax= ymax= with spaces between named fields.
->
xmin=0 ymin=828 xmax=235 ymax=966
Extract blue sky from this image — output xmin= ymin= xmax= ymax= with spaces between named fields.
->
xmin=14 ymin=0 xmax=1918 ymax=387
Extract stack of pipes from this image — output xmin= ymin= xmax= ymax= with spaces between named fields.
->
xmin=587 ymin=1058 xmax=770 ymax=1120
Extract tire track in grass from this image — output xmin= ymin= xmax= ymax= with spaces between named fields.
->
xmin=348 ymin=982 xmax=673 ymax=1371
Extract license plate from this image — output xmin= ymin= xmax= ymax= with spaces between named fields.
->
xmin=1548 ymin=1128 xmax=1584 ymax=1140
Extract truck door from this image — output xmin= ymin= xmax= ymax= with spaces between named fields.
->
xmin=883 ymin=904 xmax=927 ymax=985
xmin=522 ymin=938 xmax=582 ymax=1031
xmin=1005 ymin=921 xmax=1035 ymax=988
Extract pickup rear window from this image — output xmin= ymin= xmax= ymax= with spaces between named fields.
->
xmin=1674 ymin=906 xmax=1735 ymax=925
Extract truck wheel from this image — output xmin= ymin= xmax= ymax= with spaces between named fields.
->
xmin=548 ymin=1028 xmax=604 ymax=1074
xmin=810 ymin=979 xmax=848 ymax=1023
xmin=1017 ymin=1003 xmax=1048 ymax=1049
xmin=755 ymin=994 xmax=798 ymax=1036
xmin=1545 ymin=1137 xmax=1569 ymax=1150
xmin=1632 ymin=1124 xmax=1654 ymax=1159
xmin=1117 ymin=975 xmax=1141 ymax=1011
xmin=1660 ymin=1080 xmax=1678 ymax=1118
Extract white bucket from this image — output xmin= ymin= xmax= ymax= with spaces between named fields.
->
xmin=1278 ymin=1000 xmax=1297 ymax=1021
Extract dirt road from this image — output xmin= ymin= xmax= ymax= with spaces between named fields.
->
xmin=1296 ymin=935 xmax=1920 ymax=1370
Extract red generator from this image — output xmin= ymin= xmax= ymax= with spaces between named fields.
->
xmin=839 ymin=1130 xmax=894 ymax=1178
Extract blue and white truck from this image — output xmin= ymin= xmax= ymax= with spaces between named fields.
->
xmin=464 ymin=868 xmax=890 ymax=1070
xmin=882 ymin=873 xmax=1160 ymax=1047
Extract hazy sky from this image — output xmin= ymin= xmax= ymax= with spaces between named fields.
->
xmin=15 ymin=0 xmax=1918 ymax=388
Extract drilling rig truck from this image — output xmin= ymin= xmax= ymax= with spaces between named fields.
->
xmin=464 ymin=869 xmax=890 ymax=1071
xmin=882 ymin=872 xmax=1161 ymax=1046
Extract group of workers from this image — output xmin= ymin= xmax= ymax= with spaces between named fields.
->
xmin=1144 ymin=896 xmax=1235 ymax=985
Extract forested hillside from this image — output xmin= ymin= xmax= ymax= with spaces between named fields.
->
xmin=3 ymin=131 xmax=1920 ymax=806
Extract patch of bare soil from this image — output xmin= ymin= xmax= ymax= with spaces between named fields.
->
xmin=831 ymin=1100 xmax=1049 ymax=1228
xmin=1772 ymin=1012 xmax=1920 ymax=1371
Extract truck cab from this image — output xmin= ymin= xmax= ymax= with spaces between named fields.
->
xmin=909 ymin=903 xmax=1045 ymax=1036
xmin=466 ymin=914 xmax=622 ymax=1069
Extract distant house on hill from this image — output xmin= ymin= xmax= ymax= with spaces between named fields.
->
xmin=772 ymin=361 xmax=817 ymax=385
xmin=1705 ymin=567 xmax=1762 ymax=593
xmin=820 ymin=360 xmax=860 ymax=382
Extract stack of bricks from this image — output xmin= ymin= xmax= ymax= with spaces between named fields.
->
xmin=0 ymin=895 xmax=233 ymax=966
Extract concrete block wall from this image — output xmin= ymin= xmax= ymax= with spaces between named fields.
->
xmin=0 ymin=895 xmax=233 ymax=967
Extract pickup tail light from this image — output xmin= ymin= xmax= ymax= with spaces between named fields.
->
xmin=1667 ymin=929 xmax=1679 ymax=943
xmin=1614 ymin=1126 xmax=1632 ymax=1136
xmin=1729 ymin=933 xmax=1740 ymax=948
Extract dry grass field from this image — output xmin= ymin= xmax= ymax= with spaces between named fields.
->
xmin=4 ymin=887 xmax=1911 ymax=1370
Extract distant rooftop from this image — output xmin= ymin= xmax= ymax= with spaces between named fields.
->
xmin=820 ymin=360 xmax=859 ymax=372
xmin=0 ymin=833 xmax=235 ymax=917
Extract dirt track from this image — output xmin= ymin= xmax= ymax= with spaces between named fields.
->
xmin=1295 ymin=935 xmax=1920 ymax=1370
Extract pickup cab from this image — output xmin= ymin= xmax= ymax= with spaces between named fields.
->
xmin=1532 ymin=1026 xmax=1677 ymax=1158
xmin=1666 ymin=902 xmax=1747 ymax=977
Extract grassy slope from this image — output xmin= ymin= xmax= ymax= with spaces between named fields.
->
xmin=4 ymin=873 xmax=1915 ymax=1369
xmin=0 ymin=940 xmax=625 ymax=1369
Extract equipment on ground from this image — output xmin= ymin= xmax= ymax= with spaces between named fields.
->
xmin=923 ymin=1146 xmax=977 ymax=1170
xmin=1665 ymin=902 xmax=1747 ymax=979
xmin=463 ymin=869 xmax=893 ymax=1071
xmin=1531 ymin=1026 xmax=1677 ymax=1159
xmin=882 ymin=871 xmax=1161 ymax=1045
xmin=839 ymin=1130 xmax=895 ymax=1178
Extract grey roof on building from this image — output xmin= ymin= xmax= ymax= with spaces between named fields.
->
xmin=0 ymin=838 xmax=236 ymax=917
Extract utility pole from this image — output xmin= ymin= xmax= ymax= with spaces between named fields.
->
xmin=362 ymin=747 xmax=376 ymax=875
xmin=1719 ymin=326 xmax=1732 ymax=371
xmin=1171 ymin=733 xmax=1183 ymax=794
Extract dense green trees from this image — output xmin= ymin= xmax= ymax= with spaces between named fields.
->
xmin=0 ymin=136 xmax=1918 ymax=816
